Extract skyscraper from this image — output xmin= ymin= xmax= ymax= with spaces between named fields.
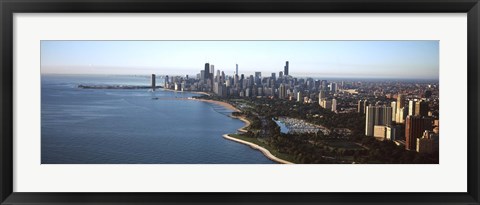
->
xmin=358 ymin=100 xmax=365 ymax=113
xmin=365 ymin=106 xmax=375 ymax=136
xmin=204 ymin=63 xmax=210 ymax=80
xmin=365 ymin=105 xmax=393 ymax=137
xmin=151 ymin=74 xmax=156 ymax=90
xmin=405 ymin=116 xmax=433 ymax=151
xmin=332 ymin=98 xmax=337 ymax=112
xmin=330 ymin=82 xmax=337 ymax=93
xmin=396 ymin=94 xmax=405 ymax=122
xmin=297 ymin=91 xmax=302 ymax=102
xmin=236 ymin=64 xmax=238 ymax=75
xmin=284 ymin=61 xmax=289 ymax=76
xmin=279 ymin=83 xmax=286 ymax=99
xmin=391 ymin=101 xmax=397 ymax=121
xmin=415 ymin=100 xmax=429 ymax=117
xmin=210 ymin=65 xmax=215 ymax=76
xmin=408 ymin=100 xmax=416 ymax=116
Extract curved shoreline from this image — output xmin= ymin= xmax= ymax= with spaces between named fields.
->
xmin=183 ymin=97 xmax=294 ymax=164
xmin=191 ymin=98 xmax=240 ymax=112
xmin=229 ymin=115 xmax=250 ymax=132
xmin=223 ymin=134 xmax=293 ymax=164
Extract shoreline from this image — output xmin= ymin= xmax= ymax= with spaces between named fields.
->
xmin=189 ymin=98 xmax=240 ymax=112
xmin=230 ymin=115 xmax=250 ymax=133
xmin=181 ymin=96 xmax=294 ymax=164
xmin=223 ymin=134 xmax=293 ymax=164
xmin=161 ymin=88 xmax=211 ymax=96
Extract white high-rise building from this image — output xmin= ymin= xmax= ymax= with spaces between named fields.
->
xmin=332 ymin=98 xmax=337 ymax=112
xmin=409 ymin=100 xmax=416 ymax=116
xmin=391 ymin=101 xmax=397 ymax=122
xmin=398 ymin=107 xmax=406 ymax=124
xmin=396 ymin=94 xmax=405 ymax=122
xmin=318 ymin=90 xmax=326 ymax=106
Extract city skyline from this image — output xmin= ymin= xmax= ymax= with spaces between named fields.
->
xmin=41 ymin=41 xmax=439 ymax=80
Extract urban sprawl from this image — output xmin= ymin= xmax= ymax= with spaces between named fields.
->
xmin=153 ymin=61 xmax=439 ymax=163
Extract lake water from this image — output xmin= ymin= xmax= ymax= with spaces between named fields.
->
xmin=41 ymin=75 xmax=275 ymax=164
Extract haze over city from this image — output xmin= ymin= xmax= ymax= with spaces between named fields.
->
xmin=41 ymin=41 xmax=439 ymax=80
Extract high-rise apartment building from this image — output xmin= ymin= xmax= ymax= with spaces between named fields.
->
xmin=358 ymin=100 xmax=365 ymax=113
xmin=365 ymin=105 xmax=393 ymax=137
xmin=408 ymin=100 xmax=416 ymax=116
xmin=405 ymin=115 xmax=433 ymax=151
xmin=415 ymin=100 xmax=429 ymax=117
xmin=332 ymin=98 xmax=337 ymax=112
xmin=391 ymin=101 xmax=397 ymax=121
xmin=279 ymin=83 xmax=286 ymax=99
xmin=396 ymin=94 xmax=405 ymax=122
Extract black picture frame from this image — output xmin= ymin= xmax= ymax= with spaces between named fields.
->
xmin=1 ymin=0 xmax=479 ymax=204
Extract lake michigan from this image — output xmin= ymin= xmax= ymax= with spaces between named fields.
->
xmin=41 ymin=75 xmax=275 ymax=164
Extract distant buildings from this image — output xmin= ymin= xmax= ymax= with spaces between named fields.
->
xmin=204 ymin=63 xmax=210 ymax=80
xmin=284 ymin=61 xmax=289 ymax=76
xmin=157 ymin=62 xmax=439 ymax=155
xmin=151 ymin=74 xmax=156 ymax=90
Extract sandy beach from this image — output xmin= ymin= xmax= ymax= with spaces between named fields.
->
xmin=223 ymin=134 xmax=293 ymax=164
xmin=190 ymin=98 xmax=240 ymax=112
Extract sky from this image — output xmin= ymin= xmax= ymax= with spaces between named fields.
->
xmin=41 ymin=41 xmax=439 ymax=80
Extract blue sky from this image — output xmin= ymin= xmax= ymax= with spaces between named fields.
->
xmin=41 ymin=41 xmax=439 ymax=79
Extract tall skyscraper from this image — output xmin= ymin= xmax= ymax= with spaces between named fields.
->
xmin=279 ymin=83 xmax=286 ymax=99
xmin=365 ymin=105 xmax=393 ymax=136
xmin=408 ymin=100 xmax=416 ymax=116
xmin=332 ymin=98 xmax=337 ymax=112
xmin=284 ymin=61 xmax=289 ymax=76
xmin=415 ymin=100 xmax=429 ymax=117
xmin=398 ymin=107 xmax=406 ymax=124
xmin=319 ymin=90 xmax=326 ymax=100
xmin=365 ymin=106 xmax=375 ymax=136
xmin=236 ymin=64 xmax=238 ymax=75
xmin=151 ymin=74 xmax=156 ymax=90
xmin=391 ymin=101 xmax=397 ymax=121
xmin=330 ymin=82 xmax=337 ymax=93
xmin=297 ymin=91 xmax=302 ymax=102
xmin=358 ymin=100 xmax=365 ymax=113
xmin=396 ymin=94 xmax=405 ymax=122
xmin=204 ymin=63 xmax=210 ymax=80
xmin=405 ymin=116 xmax=433 ymax=151
xmin=363 ymin=100 xmax=369 ymax=114
xmin=320 ymin=99 xmax=332 ymax=110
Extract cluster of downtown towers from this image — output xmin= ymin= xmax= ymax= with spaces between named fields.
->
xmin=153 ymin=61 xmax=439 ymax=155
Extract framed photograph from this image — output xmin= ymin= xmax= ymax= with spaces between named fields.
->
xmin=1 ymin=0 xmax=479 ymax=204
